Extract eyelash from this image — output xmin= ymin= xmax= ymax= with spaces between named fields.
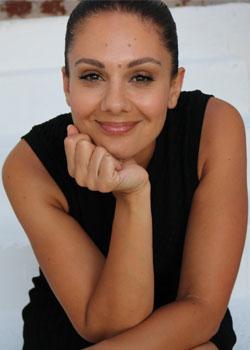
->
xmin=79 ymin=72 xmax=154 ymax=84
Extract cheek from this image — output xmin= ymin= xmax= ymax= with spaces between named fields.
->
xmin=136 ymin=90 xmax=168 ymax=122
xmin=140 ymin=91 xmax=169 ymax=136
xmin=69 ymin=88 xmax=99 ymax=117
xmin=135 ymin=81 xmax=169 ymax=107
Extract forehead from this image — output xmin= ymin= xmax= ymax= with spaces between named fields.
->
xmin=70 ymin=11 xmax=170 ymax=66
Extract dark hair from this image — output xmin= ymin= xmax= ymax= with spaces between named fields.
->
xmin=64 ymin=0 xmax=178 ymax=77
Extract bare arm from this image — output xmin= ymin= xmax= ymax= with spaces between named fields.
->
xmin=82 ymin=98 xmax=248 ymax=349
xmin=2 ymin=137 xmax=154 ymax=343
xmin=63 ymin=126 xmax=155 ymax=341
xmin=2 ymin=140 xmax=105 ymax=341
xmin=86 ymin=185 xmax=154 ymax=342
xmin=83 ymin=297 xmax=219 ymax=350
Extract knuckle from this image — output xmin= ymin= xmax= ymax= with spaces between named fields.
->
xmin=95 ymin=146 xmax=106 ymax=155
xmin=98 ymin=183 xmax=111 ymax=193
xmin=75 ymin=173 xmax=85 ymax=187
xmin=82 ymin=133 xmax=91 ymax=142
xmin=75 ymin=178 xmax=85 ymax=187
xmin=86 ymin=175 xmax=96 ymax=190
xmin=63 ymin=137 xmax=68 ymax=146
xmin=67 ymin=166 xmax=74 ymax=177
xmin=103 ymin=153 xmax=112 ymax=160
xmin=76 ymin=139 xmax=87 ymax=148
xmin=99 ymin=187 xmax=107 ymax=193
xmin=64 ymin=136 xmax=73 ymax=148
xmin=87 ymin=182 xmax=96 ymax=191
xmin=75 ymin=138 xmax=95 ymax=154
xmin=102 ymin=173 xmax=114 ymax=184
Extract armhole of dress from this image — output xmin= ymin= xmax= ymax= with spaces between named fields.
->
xmin=188 ymin=90 xmax=214 ymax=189
xmin=20 ymin=115 xmax=74 ymax=213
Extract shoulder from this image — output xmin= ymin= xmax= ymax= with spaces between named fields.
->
xmin=205 ymin=97 xmax=245 ymax=130
xmin=2 ymin=138 xmax=69 ymax=213
xmin=198 ymin=97 xmax=247 ymax=180
xmin=7 ymin=113 xmax=74 ymax=212
xmin=21 ymin=113 xmax=72 ymax=144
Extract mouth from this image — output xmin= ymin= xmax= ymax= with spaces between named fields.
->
xmin=96 ymin=120 xmax=141 ymax=135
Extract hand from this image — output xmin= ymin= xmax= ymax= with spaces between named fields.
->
xmin=64 ymin=124 xmax=150 ymax=196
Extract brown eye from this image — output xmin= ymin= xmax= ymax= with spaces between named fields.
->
xmin=79 ymin=73 xmax=103 ymax=81
xmin=131 ymin=74 xmax=154 ymax=84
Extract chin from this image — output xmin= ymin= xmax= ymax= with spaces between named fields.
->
xmin=92 ymin=135 xmax=130 ymax=154
xmin=108 ymin=149 xmax=134 ymax=161
xmin=104 ymin=143 xmax=136 ymax=160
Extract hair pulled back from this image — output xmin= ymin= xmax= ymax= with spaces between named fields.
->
xmin=64 ymin=0 xmax=178 ymax=77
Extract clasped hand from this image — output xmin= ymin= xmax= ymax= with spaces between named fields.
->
xmin=64 ymin=124 xmax=150 ymax=197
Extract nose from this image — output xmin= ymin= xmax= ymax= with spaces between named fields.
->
xmin=100 ymin=80 xmax=132 ymax=115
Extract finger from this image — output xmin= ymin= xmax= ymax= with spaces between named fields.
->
xmin=96 ymin=151 xmax=122 ymax=179
xmin=74 ymin=139 xmax=95 ymax=187
xmin=64 ymin=133 xmax=92 ymax=177
xmin=67 ymin=124 xmax=92 ymax=143
xmin=97 ymin=154 xmax=121 ymax=192
xmin=87 ymin=146 xmax=110 ymax=190
xmin=67 ymin=124 xmax=79 ymax=136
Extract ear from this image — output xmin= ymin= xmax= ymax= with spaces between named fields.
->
xmin=61 ymin=66 xmax=71 ymax=107
xmin=167 ymin=67 xmax=185 ymax=109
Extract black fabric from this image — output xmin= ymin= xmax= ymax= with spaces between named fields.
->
xmin=20 ymin=90 xmax=237 ymax=349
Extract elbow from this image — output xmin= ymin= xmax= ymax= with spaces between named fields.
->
xmin=78 ymin=322 xmax=119 ymax=344
xmin=207 ymin=310 xmax=227 ymax=340
xmin=200 ymin=305 xmax=222 ymax=340
xmin=201 ymin=308 xmax=225 ymax=341
xmin=207 ymin=320 xmax=221 ymax=340
xmin=81 ymin=300 xmax=153 ymax=343
xmin=79 ymin=319 xmax=107 ymax=344
xmin=72 ymin=309 xmax=115 ymax=343
xmin=200 ymin=304 xmax=229 ymax=340
xmin=182 ymin=295 xmax=226 ymax=343
xmin=79 ymin=328 xmax=101 ymax=344
xmin=81 ymin=316 xmax=132 ymax=343
xmin=81 ymin=311 xmax=151 ymax=343
xmin=72 ymin=321 xmax=105 ymax=344
xmin=66 ymin=310 xmax=101 ymax=344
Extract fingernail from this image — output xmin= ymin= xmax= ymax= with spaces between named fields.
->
xmin=67 ymin=124 xmax=74 ymax=134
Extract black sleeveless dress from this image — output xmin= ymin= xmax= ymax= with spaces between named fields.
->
xmin=21 ymin=90 xmax=237 ymax=349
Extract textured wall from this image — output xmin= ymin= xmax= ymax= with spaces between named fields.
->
xmin=0 ymin=0 xmax=250 ymax=20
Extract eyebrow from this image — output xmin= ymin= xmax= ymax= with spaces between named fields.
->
xmin=74 ymin=57 xmax=162 ymax=69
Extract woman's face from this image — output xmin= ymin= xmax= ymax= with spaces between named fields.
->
xmin=62 ymin=11 xmax=185 ymax=168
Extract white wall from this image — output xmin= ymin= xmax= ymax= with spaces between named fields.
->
xmin=0 ymin=4 xmax=250 ymax=349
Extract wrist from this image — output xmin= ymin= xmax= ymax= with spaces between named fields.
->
xmin=114 ymin=180 xmax=151 ymax=204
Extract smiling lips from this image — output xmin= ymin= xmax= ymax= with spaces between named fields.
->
xmin=97 ymin=121 xmax=140 ymax=135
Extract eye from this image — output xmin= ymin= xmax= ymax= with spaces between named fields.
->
xmin=79 ymin=72 xmax=103 ymax=82
xmin=78 ymin=72 xmax=154 ymax=84
xmin=131 ymin=74 xmax=154 ymax=84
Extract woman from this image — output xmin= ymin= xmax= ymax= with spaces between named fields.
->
xmin=2 ymin=1 xmax=248 ymax=349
